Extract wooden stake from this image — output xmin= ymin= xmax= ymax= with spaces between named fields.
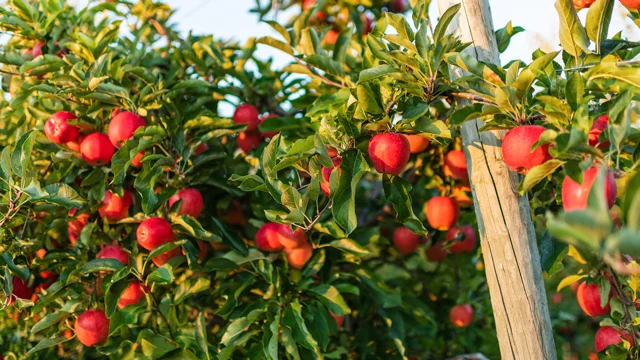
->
xmin=436 ymin=1 xmax=557 ymax=358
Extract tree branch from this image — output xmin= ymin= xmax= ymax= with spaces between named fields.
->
xmin=149 ymin=291 xmax=176 ymax=342
xmin=303 ymin=201 xmax=331 ymax=232
xmin=606 ymin=265 xmax=637 ymax=346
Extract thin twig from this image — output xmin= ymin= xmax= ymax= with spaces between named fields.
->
xmin=385 ymin=99 xmax=398 ymax=116
xmin=0 ymin=190 xmax=23 ymax=228
xmin=0 ymin=69 xmax=23 ymax=77
xmin=149 ymin=291 xmax=176 ymax=341
xmin=559 ymin=59 xmax=640 ymax=74
xmin=450 ymin=92 xmax=496 ymax=106
xmin=606 ymin=265 xmax=638 ymax=346
xmin=304 ymin=201 xmax=331 ymax=231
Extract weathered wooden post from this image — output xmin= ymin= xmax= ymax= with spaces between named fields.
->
xmin=436 ymin=0 xmax=557 ymax=359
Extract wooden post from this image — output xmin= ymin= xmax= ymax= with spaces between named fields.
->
xmin=436 ymin=1 xmax=557 ymax=359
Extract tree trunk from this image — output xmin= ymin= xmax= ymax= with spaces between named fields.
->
xmin=436 ymin=1 xmax=557 ymax=359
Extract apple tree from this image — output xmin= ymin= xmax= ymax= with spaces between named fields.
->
xmin=0 ymin=0 xmax=639 ymax=359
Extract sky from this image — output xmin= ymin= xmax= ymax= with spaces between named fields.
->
xmin=158 ymin=0 xmax=631 ymax=66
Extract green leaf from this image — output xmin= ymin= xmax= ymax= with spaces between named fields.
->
xmin=10 ymin=130 xmax=36 ymax=178
xmin=221 ymin=309 xmax=266 ymax=345
xmin=283 ymin=300 xmax=322 ymax=358
xmin=20 ymin=55 xmax=66 ymax=75
xmin=332 ymin=150 xmax=370 ymax=235
xmin=383 ymin=175 xmax=429 ymax=235
xmin=147 ymin=266 xmax=174 ymax=285
xmin=433 ymin=4 xmax=461 ymax=42
xmin=587 ymin=61 xmax=640 ymax=89
xmin=555 ymin=0 xmax=590 ymax=57
xmin=539 ymin=232 xmax=569 ymax=276
xmin=24 ymin=181 xmax=85 ymax=208
xmin=380 ymin=308 xmax=407 ymax=358
xmin=586 ymin=0 xmax=614 ymax=53
xmin=327 ymin=239 xmax=370 ymax=256
xmin=229 ymin=174 xmax=267 ymax=192
xmin=26 ymin=336 xmax=72 ymax=355
xmin=495 ymin=21 xmax=525 ymax=53
xmin=140 ymin=333 xmax=177 ymax=359
xmin=81 ymin=258 xmax=125 ymax=274
xmin=358 ymin=65 xmax=398 ymax=83
xmin=518 ymin=159 xmax=565 ymax=195
xmin=196 ymin=312 xmax=210 ymax=360
xmin=308 ymin=284 xmax=350 ymax=316
xmin=31 ymin=312 xmax=69 ymax=334
xmin=105 ymin=279 xmax=130 ymax=317
xmin=256 ymin=36 xmax=294 ymax=56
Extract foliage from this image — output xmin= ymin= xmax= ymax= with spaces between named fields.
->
xmin=0 ymin=0 xmax=638 ymax=359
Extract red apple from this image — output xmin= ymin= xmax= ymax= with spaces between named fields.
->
xmin=450 ymin=304 xmax=474 ymax=328
xmin=577 ymin=281 xmax=611 ymax=317
xmin=255 ymin=223 xmax=284 ymax=252
xmin=588 ymin=115 xmax=609 ymax=147
xmin=96 ymin=244 xmax=129 ymax=265
xmin=222 ymin=200 xmax=247 ymax=226
xmin=98 ymin=190 xmax=133 ymax=221
xmin=320 ymin=157 xmax=342 ymax=196
xmin=44 ymin=111 xmax=79 ymax=144
xmin=75 ymin=309 xmax=109 ymax=347
xmin=363 ymin=14 xmax=374 ymax=34
xmin=595 ymin=326 xmax=633 ymax=352
xmin=194 ymin=143 xmax=208 ymax=155
xmin=502 ymin=125 xmax=552 ymax=174
xmin=233 ymin=104 xmax=260 ymax=131
xmin=303 ymin=0 xmax=327 ymax=21
xmin=278 ymin=225 xmax=308 ymax=249
xmin=31 ymin=41 xmax=45 ymax=58
xmin=136 ymin=217 xmax=175 ymax=251
xmin=10 ymin=277 xmax=34 ymax=303
xmin=131 ymin=151 xmax=144 ymax=168
xmin=68 ymin=212 xmax=89 ymax=245
xmin=562 ymin=167 xmax=617 ymax=212
xmin=425 ymin=241 xmax=448 ymax=262
xmin=620 ymin=0 xmax=640 ymax=9
xmin=237 ymin=131 xmax=262 ymax=153
xmin=444 ymin=150 xmax=468 ymax=182
xmin=392 ymin=227 xmax=421 ymax=255
xmin=169 ymin=188 xmax=204 ymax=217
xmin=330 ymin=311 xmax=344 ymax=329
xmin=259 ymin=114 xmax=280 ymax=138
xmin=285 ymin=242 xmax=313 ymax=269
xmin=323 ymin=29 xmax=340 ymax=45
xmin=402 ymin=134 xmax=429 ymax=154
xmin=389 ymin=0 xmax=408 ymax=12
xmin=65 ymin=134 xmax=85 ymax=153
xmin=117 ymin=281 xmax=145 ymax=309
xmin=151 ymin=247 xmax=181 ymax=267
xmin=445 ymin=225 xmax=477 ymax=254
xmin=38 ymin=271 xmax=57 ymax=291
xmin=80 ymin=133 xmax=115 ymax=166
xmin=425 ymin=196 xmax=460 ymax=231
xmin=107 ymin=111 xmax=145 ymax=148
xmin=368 ymin=133 xmax=411 ymax=175
xmin=573 ymin=0 xmax=596 ymax=8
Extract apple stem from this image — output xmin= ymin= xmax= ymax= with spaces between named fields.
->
xmin=606 ymin=265 xmax=638 ymax=345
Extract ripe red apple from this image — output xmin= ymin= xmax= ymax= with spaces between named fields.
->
xmin=389 ymin=0 xmax=408 ymax=12
xmin=68 ymin=212 xmax=89 ymax=245
xmin=169 ymin=188 xmax=204 ymax=217
xmin=98 ymin=190 xmax=133 ymax=221
xmin=323 ymin=29 xmax=340 ymax=45
xmin=255 ymin=223 xmax=285 ymax=252
xmin=107 ymin=111 xmax=145 ymax=148
xmin=151 ymin=247 xmax=181 ymax=267
xmin=425 ymin=196 xmax=460 ymax=231
xmin=449 ymin=304 xmax=474 ymax=328
xmin=562 ymin=167 xmax=617 ymax=212
xmin=194 ymin=143 xmax=209 ymax=155
xmin=320 ymin=157 xmax=342 ymax=196
xmin=31 ymin=41 xmax=45 ymax=58
xmin=233 ymin=104 xmax=260 ymax=131
xmin=573 ymin=0 xmax=596 ymax=8
xmin=425 ymin=241 xmax=448 ymax=262
xmin=237 ymin=131 xmax=262 ymax=153
xmin=368 ymin=133 xmax=411 ymax=175
xmin=222 ymin=200 xmax=247 ymax=226
xmin=10 ymin=277 xmax=34 ymax=303
xmin=259 ymin=114 xmax=280 ymax=138
xmin=197 ymin=240 xmax=209 ymax=261
xmin=80 ymin=133 xmax=115 ymax=166
xmin=44 ymin=111 xmax=79 ymax=144
xmin=278 ymin=225 xmax=308 ymax=249
xmin=117 ymin=281 xmax=145 ymax=309
xmin=577 ymin=281 xmax=611 ymax=317
xmin=285 ymin=242 xmax=313 ymax=269
xmin=444 ymin=150 xmax=468 ymax=182
xmin=445 ymin=225 xmax=477 ymax=254
xmin=131 ymin=151 xmax=144 ymax=168
xmin=302 ymin=0 xmax=327 ymax=21
xmin=595 ymin=326 xmax=633 ymax=352
xmin=75 ymin=309 xmax=109 ymax=347
xmin=502 ymin=125 xmax=552 ymax=174
xmin=137 ymin=217 xmax=175 ymax=251
xmin=588 ymin=115 xmax=609 ymax=147
xmin=402 ymin=134 xmax=429 ymax=154
xmin=620 ymin=0 xmax=640 ymax=9
xmin=65 ymin=134 xmax=85 ymax=153
xmin=38 ymin=271 xmax=57 ymax=291
xmin=363 ymin=14 xmax=374 ymax=34
xmin=97 ymin=244 xmax=129 ymax=265
xmin=330 ymin=311 xmax=344 ymax=329
xmin=392 ymin=227 xmax=421 ymax=255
